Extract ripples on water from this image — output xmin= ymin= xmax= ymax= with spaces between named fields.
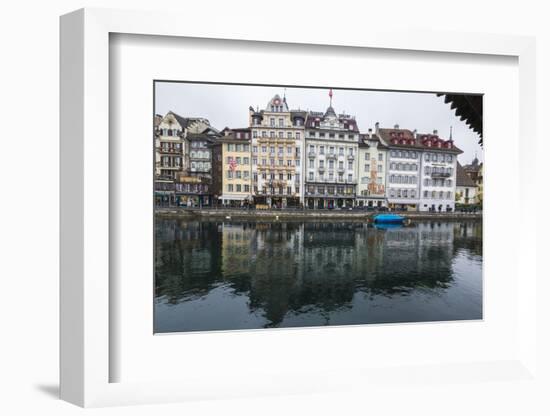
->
xmin=154 ymin=218 xmax=482 ymax=333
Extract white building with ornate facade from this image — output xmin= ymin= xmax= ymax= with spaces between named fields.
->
xmin=303 ymin=96 xmax=359 ymax=209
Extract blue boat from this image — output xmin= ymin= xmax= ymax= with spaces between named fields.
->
xmin=373 ymin=213 xmax=405 ymax=224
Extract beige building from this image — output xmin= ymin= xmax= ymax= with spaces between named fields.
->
xmin=214 ymin=128 xmax=252 ymax=206
xmin=249 ymin=94 xmax=306 ymax=208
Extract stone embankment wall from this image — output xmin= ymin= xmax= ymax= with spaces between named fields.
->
xmin=156 ymin=208 xmax=482 ymax=221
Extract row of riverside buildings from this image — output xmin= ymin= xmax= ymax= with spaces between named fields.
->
xmin=155 ymin=92 xmax=482 ymax=212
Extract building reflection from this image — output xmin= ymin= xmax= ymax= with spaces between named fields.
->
xmin=155 ymin=218 xmax=481 ymax=327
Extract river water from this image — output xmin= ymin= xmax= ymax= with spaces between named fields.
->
xmin=154 ymin=218 xmax=482 ymax=333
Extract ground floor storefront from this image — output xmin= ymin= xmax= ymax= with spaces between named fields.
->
xmin=253 ymin=195 xmax=301 ymax=208
xmin=155 ymin=191 xmax=175 ymax=207
xmin=355 ymin=197 xmax=386 ymax=208
xmin=175 ymin=194 xmax=212 ymax=208
xmin=419 ymin=200 xmax=455 ymax=212
xmin=220 ymin=193 xmax=253 ymax=207
xmin=305 ymin=197 xmax=354 ymax=209
xmin=387 ymin=200 xmax=419 ymax=211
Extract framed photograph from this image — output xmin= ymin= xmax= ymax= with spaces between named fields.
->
xmin=152 ymin=81 xmax=483 ymax=334
xmin=60 ymin=8 xmax=539 ymax=408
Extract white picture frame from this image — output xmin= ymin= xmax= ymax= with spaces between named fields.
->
xmin=60 ymin=8 xmax=539 ymax=408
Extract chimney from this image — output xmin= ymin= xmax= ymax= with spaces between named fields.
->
xmin=433 ymin=129 xmax=438 ymax=135
xmin=394 ymin=124 xmax=400 ymax=129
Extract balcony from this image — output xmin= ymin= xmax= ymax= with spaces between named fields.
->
xmin=305 ymin=191 xmax=356 ymax=198
xmin=347 ymin=154 xmax=355 ymax=160
xmin=431 ymin=172 xmax=452 ymax=178
xmin=158 ymin=147 xmax=181 ymax=154
xmin=308 ymin=151 xmax=316 ymax=158
xmin=306 ymin=179 xmax=357 ymax=185
xmin=326 ymin=153 xmax=337 ymax=159
xmin=337 ymin=167 xmax=345 ymax=174
xmin=159 ymin=164 xmax=182 ymax=169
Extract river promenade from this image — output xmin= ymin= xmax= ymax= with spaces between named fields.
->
xmin=155 ymin=207 xmax=482 ymax=221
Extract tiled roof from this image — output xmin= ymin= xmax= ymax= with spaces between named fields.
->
xmin=186 ymin=133 xmax=216 ymax=142
xmin=378 ymin=127 xmax=462 ymax=154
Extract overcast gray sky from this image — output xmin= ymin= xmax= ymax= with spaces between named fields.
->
xmin=155 ymin=82 xmax=483 ymax=165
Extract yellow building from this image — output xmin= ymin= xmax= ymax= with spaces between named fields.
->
xmin=215 ymin=128 xmax=252 ymax=206
xmin=249 ymin=94 xmax=306 ymax=208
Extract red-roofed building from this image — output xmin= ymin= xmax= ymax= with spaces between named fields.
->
xmin=377 ymin=124 xmax=463 ymax=211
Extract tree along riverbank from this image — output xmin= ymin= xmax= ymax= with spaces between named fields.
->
xmin=155 ymin=207 xmax=482 ymax=221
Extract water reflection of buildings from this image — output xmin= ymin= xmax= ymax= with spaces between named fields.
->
xmin=155 ymin=218 xmax=481 ymax=327
xmin=155 ymin=219 xmax=222 ymax=303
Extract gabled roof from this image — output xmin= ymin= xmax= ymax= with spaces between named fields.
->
xmin=456 ymin=163 xmax=476 ymax=187
xmin=166 ymin=111 xmax=190 ymax=128
xmin=165 ymin=111 xmax=210 ymax=130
